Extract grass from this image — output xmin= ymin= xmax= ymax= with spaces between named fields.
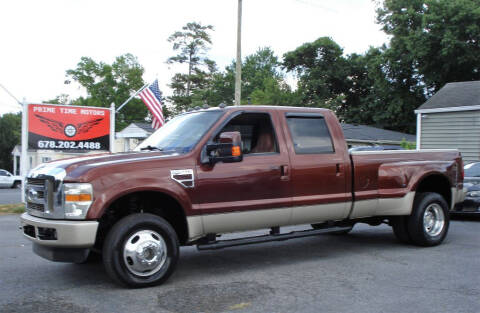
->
xmin=0 ymin=203 xmax=25 ymax=215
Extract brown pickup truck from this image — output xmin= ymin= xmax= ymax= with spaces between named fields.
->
xmin=21 ymin=105 xmax=464 ymax=287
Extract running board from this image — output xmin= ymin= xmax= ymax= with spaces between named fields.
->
xmin=196 ymin=226 xmax=352 ymax=251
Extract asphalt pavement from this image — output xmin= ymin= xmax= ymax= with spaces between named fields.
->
xmin=0 ymin=214 xmax=479 ymax=313
xmin=0 ymin=188 xmax=21 ymax=204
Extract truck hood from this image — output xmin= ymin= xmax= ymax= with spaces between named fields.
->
xmin=28 ymin=151 xmax=181 ymax=181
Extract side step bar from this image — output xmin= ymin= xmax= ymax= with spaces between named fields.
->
xmin=196 ymin=226 xmax=352 ymax=251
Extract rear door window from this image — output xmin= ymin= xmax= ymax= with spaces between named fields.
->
xmin=286 ymin=116 xmax=334 ymax=154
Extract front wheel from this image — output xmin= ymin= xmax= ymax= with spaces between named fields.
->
xmin=103 ymin=213 xmax=179 ymax=288
xmin=407 ymin=192 xmax=449 ymax=246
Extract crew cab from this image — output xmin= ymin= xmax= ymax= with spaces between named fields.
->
xmin=20 ymin=106 xmax=464 ymax=287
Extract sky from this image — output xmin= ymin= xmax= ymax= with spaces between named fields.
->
xmin=0 ymin=0 xmax=388 ymax=116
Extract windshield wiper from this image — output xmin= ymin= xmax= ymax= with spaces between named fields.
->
xmin=140 ymin=145 xmax=163 ymax=151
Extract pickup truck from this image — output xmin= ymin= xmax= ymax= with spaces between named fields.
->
xmin=0 ymin=169 xmax=22 ymax=188
xmin=20 ymin=105 xmax=464 ymax=287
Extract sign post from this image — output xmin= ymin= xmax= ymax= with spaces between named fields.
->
xmin=110 ymin=103 xmax=115 ymax=153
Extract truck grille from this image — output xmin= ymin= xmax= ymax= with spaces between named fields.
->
xmin=27 ymin=178 xmax=45 ymax=186
xmin=26 ymin=178 xmax=48 ymax=215
xmin=27 ymin=202 xmax=45 ymax=212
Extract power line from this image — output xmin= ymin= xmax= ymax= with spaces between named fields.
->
xmin=0 ymin=83 xmax=22 ymax=107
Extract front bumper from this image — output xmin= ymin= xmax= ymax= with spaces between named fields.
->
xmin=20 ymin=213 xmax=98 ymax=248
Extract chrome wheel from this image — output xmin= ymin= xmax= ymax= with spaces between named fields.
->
xmin=423 ymin=203 xmax=445 ymax=237
xmin=122 ymin=230 xmax=167 ymax=277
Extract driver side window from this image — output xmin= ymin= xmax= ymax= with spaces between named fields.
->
xmin=215 ymin=113 xmax=279 ymax=155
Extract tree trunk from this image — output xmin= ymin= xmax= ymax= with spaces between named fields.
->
xmin=187 ymin=51 xmax=193 ymax=97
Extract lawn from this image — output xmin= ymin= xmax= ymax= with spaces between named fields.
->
xmin=0 ymin=203 xmax=25 ymax=215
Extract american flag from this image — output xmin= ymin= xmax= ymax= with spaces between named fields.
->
xmin=139 ymin=80 xmax=165 ymax=129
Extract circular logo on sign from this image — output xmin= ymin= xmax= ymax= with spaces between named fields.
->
xmin=64 ymin=124 xmax=77 ymax=137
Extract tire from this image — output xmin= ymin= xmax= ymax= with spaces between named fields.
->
xmin=103 ymin=213 xmax=179 ymax=288
xmin=391 ymin=216 xmax=411 ymax=243
xmin=12 ymin=181 xmax=21 ymax=189
xmin=407 ymin=192 xmax=449 ymax=247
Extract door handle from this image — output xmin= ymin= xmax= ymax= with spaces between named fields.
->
xmin=280 ymin=165 xmax=289 ymax=181
xmin=336 ymin=163 xmax=343 ymax=176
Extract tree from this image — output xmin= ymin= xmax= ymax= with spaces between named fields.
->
xmin=250 ymin=76 xmax=302 ymax=105
xmin=203 ymin=47 xmax=297 ymax=106
xmin=167 ymin=22 xmax=215 ymax=112
xmin=0 ymin=113 xmax=21 ymax=173
xmin=377 ymin=0 xmax=480 ymax=94
xmin=283 ymin=37 xmax=352 ymax=109
xmin=66 ymin=54 xmax=148 ymax=130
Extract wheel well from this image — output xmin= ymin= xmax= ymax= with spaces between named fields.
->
xmin=415 ymin=174 xmax=451 ymax=207
xmin=96 ymin=191 xmax=189 ymax=249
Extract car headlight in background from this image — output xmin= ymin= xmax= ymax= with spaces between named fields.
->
xmin=64 ymin=183 xmax=93 ymax=219
xmin=465 ymin=190 xmax=480 ymax=198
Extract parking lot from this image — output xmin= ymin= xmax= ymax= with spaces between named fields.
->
xmin=0 ymin=214 xmax=478 ymax=313
xmin=0 ymin=188 xmax=21 ymax=205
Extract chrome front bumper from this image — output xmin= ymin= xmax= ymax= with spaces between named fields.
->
xmin=20 ymin=213 xmax=98 ymax=248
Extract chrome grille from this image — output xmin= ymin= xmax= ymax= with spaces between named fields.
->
xmin=27 ymin=178 xmax=45 ymax=186
xmin=26 ymin=177 xmax=47 ymax=215
xmin=27 ymin=202 xmax=45 ymax=212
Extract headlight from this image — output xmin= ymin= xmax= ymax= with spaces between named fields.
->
xmin=64 ymin=183 xmax=93 ymax=219
xmin=466 ymin=190 xmax=480 ymax=198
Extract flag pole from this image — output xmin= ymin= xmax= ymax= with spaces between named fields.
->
xmin=116 ymin=82 xmax=149 ymax=113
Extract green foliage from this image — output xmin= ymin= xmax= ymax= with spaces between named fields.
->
xmin=400 ymin=139 xmax=416 ymax=150
xmin=43 ymin=94 xmax=71 ymax=105
xmin=377 ymin=0 xmax=480 ymax=93
xmin=250 ymin=77 xmax=302 ymax=105
xmin=284 ymin=37 xmax=351 ymax=109
xmin=167 ymin=22 xmax=216 ymax=112
xmin=66 ymin=53 xmax=148 ymax=130
xmin=202 ymin=47 xmax=299 ymax=106
xmin=0 ymin=113 xmax=21 ymax=172
xmin=282 ymin=0 xmax=480 ymax=134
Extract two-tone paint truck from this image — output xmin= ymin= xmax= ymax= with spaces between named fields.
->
xmin=21 ymin=106 xmax=464 ymax=287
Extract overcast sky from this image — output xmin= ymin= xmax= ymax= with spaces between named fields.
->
xmin=0 ymin=0 xmax=388 ymax=116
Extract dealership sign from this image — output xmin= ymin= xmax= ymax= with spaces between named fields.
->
xmin=28 ymin=104 xmax=111 ymax=151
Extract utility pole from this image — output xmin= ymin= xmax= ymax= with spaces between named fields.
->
xmin=234 ymin=0 xmax=242 ymax=106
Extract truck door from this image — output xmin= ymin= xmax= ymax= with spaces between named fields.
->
xmin=195 ymin=111 xmax=292 ymax=234
xmin=281 ymin=112 xmax=351 ymax=224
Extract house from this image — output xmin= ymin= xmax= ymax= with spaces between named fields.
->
xmin=341 ymin=123 xmax=415 ymax=147
xmin=115 ymin=122 xmax=153 ymax=151
xmin=415 ymin=81 xmax=480 ymax=163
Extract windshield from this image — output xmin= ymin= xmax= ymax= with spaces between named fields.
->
xmin=135 ymin=111 xmax=223 ymax=153
xmin=464 ymin=162 xmax=480 ymax=177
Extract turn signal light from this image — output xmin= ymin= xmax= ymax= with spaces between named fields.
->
xmin=65 ymin=194 xmax=92 ymax=202
xmin=231 ymin=146 xmax=241 ymax=157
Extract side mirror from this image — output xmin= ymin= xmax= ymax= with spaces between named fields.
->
xmin=206 ymin=131 xmax=243 ymax=164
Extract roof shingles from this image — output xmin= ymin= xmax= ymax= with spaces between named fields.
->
xmin=417 ymin=81 xmax=480 ymax=110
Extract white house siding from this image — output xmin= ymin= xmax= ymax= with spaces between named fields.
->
xmin=420 ymin=110 xmax=480 ymax=163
